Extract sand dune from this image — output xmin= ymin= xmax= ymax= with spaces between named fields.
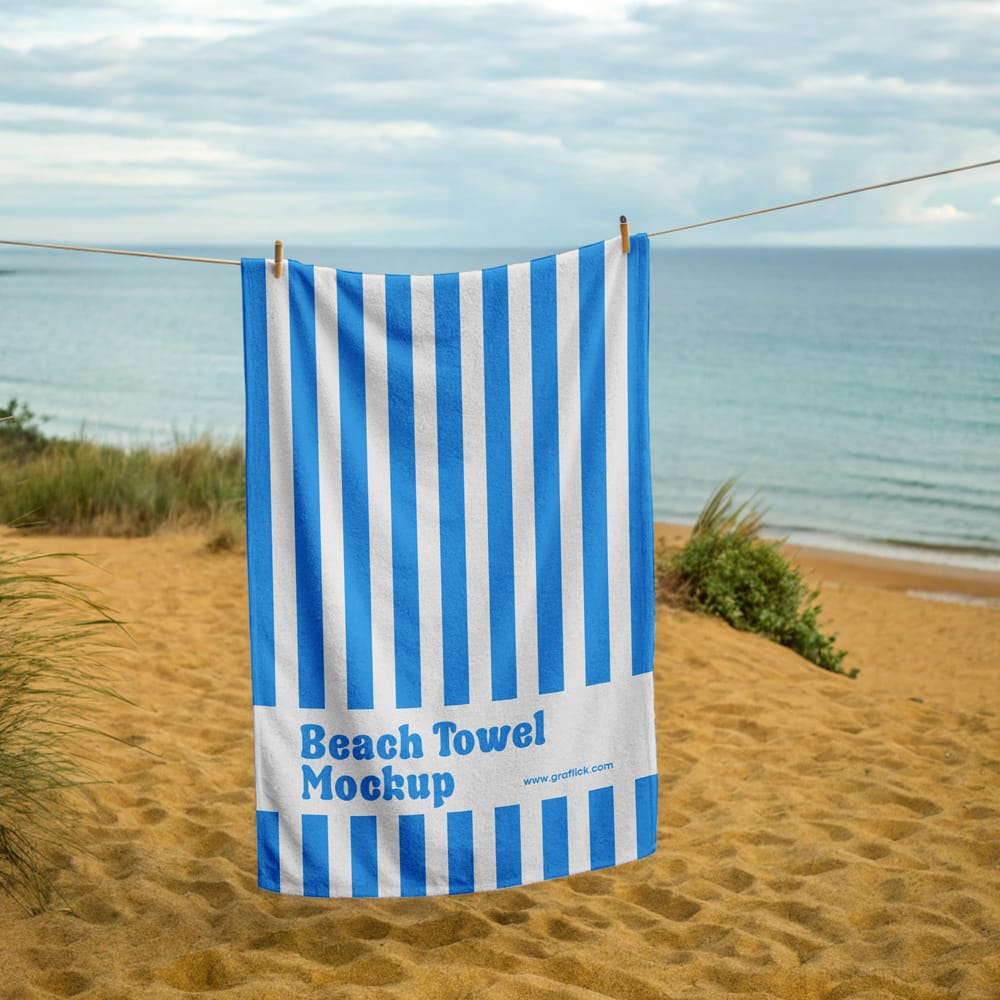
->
xmin=3 ymin=530 xmax=999 ymax=999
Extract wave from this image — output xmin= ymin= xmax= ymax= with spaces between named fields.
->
xmin=775 ymin=528 xmax=1000 ymax=572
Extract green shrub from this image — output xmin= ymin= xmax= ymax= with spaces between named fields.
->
xmin=0 ymin=551 xmax=122 ymax=911
xmin=0 ymin=399 xmax=50 ymax=462
xmin=660 ymin=481 xmax=854 ymax=677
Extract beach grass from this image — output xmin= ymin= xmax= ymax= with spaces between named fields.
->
xmin=0 ymin=550 xmax=123 ymax=911
xmin=0 ymin=399 xmax=245 ymax=541
xmin=658 ymin=480 xmax=853 ymax=676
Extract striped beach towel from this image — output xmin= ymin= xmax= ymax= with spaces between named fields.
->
xmin=240 ymin=234 xmax=656 ymax=897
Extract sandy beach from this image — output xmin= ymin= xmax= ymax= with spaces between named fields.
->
xmin=3 ymin=526 xmax=998 ymax=999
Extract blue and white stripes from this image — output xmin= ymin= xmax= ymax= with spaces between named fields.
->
xmin=256 ymin=776 xmax=659 ymax=897
xmin=242 ymin=235 xmax=657 ymax=897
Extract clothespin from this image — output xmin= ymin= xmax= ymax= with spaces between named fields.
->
xmin=619 ymin=216 xmax=630 ymax=254
xmin=273 ymin=239 xmax=284 ymax=278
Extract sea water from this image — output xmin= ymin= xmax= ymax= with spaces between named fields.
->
xmin=1 ymin=243 xmax=997 ymax=567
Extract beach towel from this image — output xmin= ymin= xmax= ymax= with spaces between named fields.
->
xmin=240 ymin=234 xmax=657 ymax=897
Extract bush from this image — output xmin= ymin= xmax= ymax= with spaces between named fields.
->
xmin=0 ymin=551 xmax=122 ymax=911
xmin=0 ymin=399 xmax=50 ymax=462
xmin=659 ymin=481 xmax=854 ymax=677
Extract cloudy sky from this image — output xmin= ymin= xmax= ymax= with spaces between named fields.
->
xmin=3 ymin=0 xmax=998 ymax=248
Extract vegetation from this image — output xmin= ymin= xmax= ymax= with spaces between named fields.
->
xmin=0 ymin=400 xmax=225 ymax=909
xmin=658 ymin=480 xmax=854 ymax=677
xmin=0 ymin=551 xmax=122 ymax=911
xmin=0 ymin=398 xmax=245 ymax=546
xmin=0 ymin=399 xmax=50 ymax=461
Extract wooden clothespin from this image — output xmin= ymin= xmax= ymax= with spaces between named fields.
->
xmin=273 ymin=239 xmax=284 ymax=278
xmin=619 ymin=216 xmax=630 ymax=254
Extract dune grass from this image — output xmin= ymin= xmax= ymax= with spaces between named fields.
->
xmin=0 ymin=399 xmax=245 ymax=544
xmin=0 ymin=401 xmax=230 ymax=910
xmin=0 ymin=550 xmax=123 ymax=911
xmin=658 ymin=480 xmax=853 ymax=677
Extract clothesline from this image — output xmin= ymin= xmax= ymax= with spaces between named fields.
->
xmin=2 ymin=157 xmax=998 ymax=266
xmin=646 ymin=158 xmax=1000 ymax=237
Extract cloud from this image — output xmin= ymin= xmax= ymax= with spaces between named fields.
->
xmin=1 ymin=1 xmax=998 ymax=244
xmin=894 ymin=201 xmax=974 ymax=224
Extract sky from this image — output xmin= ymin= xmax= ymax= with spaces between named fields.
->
xmin=2 ymin=0 xmax=999 ymax=249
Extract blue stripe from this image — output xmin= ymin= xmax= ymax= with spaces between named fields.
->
xmin=433 ymin=274 xmax=470 ymax=706
xmin=542 ymin=796 xmax=569 ymax=880
xmin=482 ymin=265 xmax=517 ymax=702
xmin=256 ymin=810 xmax=280 ymax=892
xmin=635 ymin=773 xmax=658 ymax=859
xmin=578 ymin=243 xmax=611 ymax=686
xmin=338 ymin=271 xmax=374 ymax=710
xmin=241 ymin=259 xmax=275 ymax=707
xmin=628 ymin=235 xmax=654 ymax=675
xmin=447 ymin=810 xmax=474 ymax=895
xmin=399 ymin=814 xmax=426 ymax=897
xmin=530 ymin=255 xmax=565 ymax=694
xmin=351 ymin=815 xmax=378 ymax=897
xmin=588 ymin=785 xmax=616 ymax=870
xmin=385 ymin=275 xmax=422 ymax=709
xmin=494 ymin=804 xmax=522 ymax=888
xmin=301 ymin=813 xmax=329 ymax=897
xmin=289 ymin=262 xmax=325 ymax=709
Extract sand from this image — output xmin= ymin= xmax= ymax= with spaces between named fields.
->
xmin=2 ymin=527 xmax=998 ymax=999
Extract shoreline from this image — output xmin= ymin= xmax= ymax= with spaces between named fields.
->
xmin=791 ymin=543 xmax=1000 ymax=604
xmin=783 ymin=530 xmax=1000 ymax=574
xmin=653 ymin=516 xmax=1000 ymax=575
xmin=655 ymin=521 xmax=1000 ymax=603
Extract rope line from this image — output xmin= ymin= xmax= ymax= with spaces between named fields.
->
xmin=0 ymin=240 xmax=239 ymax=265
xmin=2 ymin=157 xmax=998 ymax=264
xmin=647 ymin=157 xmax=1000 ymax=237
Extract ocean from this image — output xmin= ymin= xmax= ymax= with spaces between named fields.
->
xmin=1 ymin=243 xmax=998 ymax=569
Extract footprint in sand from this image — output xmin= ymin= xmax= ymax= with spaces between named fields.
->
xmin=153 ymin=948 xmax=243 ymax=991
xmin=622 ymin=884 xmax=702 ymax=922
xmin=33 ymin=971 xmax=92 ymax=998
xmin=706 ymin=866 xmax=756 ymax=893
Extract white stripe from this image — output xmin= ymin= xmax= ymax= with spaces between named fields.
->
xmin=410 ymin=274 xmax=444 ymax=710
xmin=603 ymin=238 xmax=633 ymax=677
xmin=566 ymin=788 xmax=590 ymax=876
xmin=278 ymin=809 xmax=303 ymax=895
xmin=422 ymin=809 xmax=449 ymax=895
xmin=328 ymin=813 xmax=353 ymax=898
xmin=519 ymin=797 xmax=544 ymax=888
xmin=363 ymin=274 xmax=395 ymax=709
xmin=313 ymin=267 xmax=347 ymax=709
xmin=473 ymin=804 xmax=498 ymax=892
xmin=614 ymin=779 xmax=638 ymax=866
xmin=459 ymin=270 xmax=492 ymax=706
xmin=265 ymin=266 xmax=298 ymax=711
xmin=639 ymin=679 xmax=659 ymax=787
xmin=377 ymin=814 xmax=401 ymax=899
xmin=506 ymin=261 xmax=539 ymax=698
xmin=555 ymin=249 xmax=586 ymax=691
